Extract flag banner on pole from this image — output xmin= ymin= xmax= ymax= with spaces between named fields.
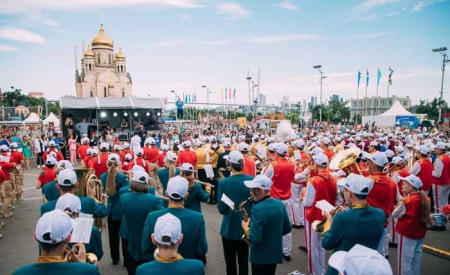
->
xmin=224 ymin=88 xmax=227 ymax=100
xmin=185 ymin=94 xmax=187 ymax=103
xmin=229 ymin=87 xmax=231 ymax=99
xmin=188 ymin=94 xmax=191 ymax=103
xmin=233 ymin=87 xmax=236 ymax=98
xmin=183 ymin=93 xmax=185 ymax=102
xmin=220 ymin=88 xmax=223 ymax=99
xmin=194 ymin=93 xmax=197 ymax=102
xmin=377 ymin=67 xmax=382 ymax=86
xmin=366 ymin=69 xmax=369 ymax=87
xmin=357 ymin=70 xmax=361 ymax=88
xmin=388 ymin=67 xmax=394 ymax=85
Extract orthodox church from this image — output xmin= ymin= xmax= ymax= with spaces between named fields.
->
xmin=75 ymin=24 xmax=133 ymax=98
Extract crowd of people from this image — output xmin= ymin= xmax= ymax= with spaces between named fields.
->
xmin=1 ymin=118 xmax=450 ymax=275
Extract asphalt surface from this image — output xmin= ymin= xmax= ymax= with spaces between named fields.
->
xmin=1 ymin=168 xmax=449 ymax=275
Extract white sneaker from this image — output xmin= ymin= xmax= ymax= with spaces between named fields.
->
xmin=37 ymin=165 xmax=41 ymax=168
xmin=0 ymin=233 xmax=3 ymax=239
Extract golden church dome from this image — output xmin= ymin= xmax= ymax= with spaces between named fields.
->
xmin=84 ymin=46 xmax=94 ymax=58
xmin=116 ymin=48 xmax=126 ymax=60
xmin=92 ymin=24 xmax=114 ymax=48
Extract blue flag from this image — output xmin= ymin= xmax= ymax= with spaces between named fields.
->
xmin=194 ymin=93 xmax=197 ymax=102
xmin=377 ymin=67 xmax=382 ymax=86
xmin=184 ymin=94 xmax=187 ymax=102
xmin=388 ymin=67 xmax=394 ymax=85
xmin=357 ymin=70 xmax=361 ymax=88
xmin=366 ymin=69 xmax=369 ymax=87
xmin=188 ymin=94 xmax=191 ymax=103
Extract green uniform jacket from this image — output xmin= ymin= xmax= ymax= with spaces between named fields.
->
xmin=142 ymin=207 xmax=208 ymax=261
xmin=120 ymin=192 xmax=163 ymax=261
xmin=157 ymin=167 xmax=180 ymax=193
xmin=13 ymin=262 xmax=100 ymax=275
xmin=100 ymin=171 xmax=130 ymax=220
xmin=136 ymin=259 xmax=204 ymax=275
xmin=40 ymin=197 xmax=108 ymax=219
xmin=184 ymin=182 xmax=210 ymax=213
xmin=118 ymin=185 xmax=157 ymax=240
xmin=217 ymin=174 xmax=254 ymax=240
xmin=249 ymin=197 xmax=291 ymax=265
xmin=322 ymin=207 xmax=386 ymax=275
xmin=42 ymin=180 xmax=59 ymax=202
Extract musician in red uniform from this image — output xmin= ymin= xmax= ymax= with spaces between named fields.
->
xmin=90 ymin=143 xmax=110 ymax=178
xmin=303 ymin=153 xmax=338 ymax=275
xmin=83 ymin=148 xmax=94 ymax=169
xmin=127 ymin=148 xmax=150 ymax=173
xmin=36 ymin=157 xmax=57 ymax=193
xmin=122 ymin=153 xmax=133 ymax=172
xmin=0 ymin=145 xmax=17 ymax=218
xmin=431 ymin=142 xmax=450 ymax=222
xmin=356 ymin=153 xmax=370 ymax=177
xmin=144 ymin=138 xmax=159 ymax=164
xmin=176 ymin=141 xmax=197 ymax=168
xmin=320 ymin=137 xmax=334 ymax=161
xmin=42 ymin=141 xmax=64 ymax=161
xmin=365 ymin=151 xmax=398 ymax=258
xmin=291 ymin=139 xmax=310 ymax=229
xmin=10 ymin=142 xmax=24 ymax=203
xmin=264 ymin=143 xmax=295 ymax=262
xmin=157 ymin=145 xmax=169 ymax=167
xmin=393 ymin=175 xmax=431 ymax=275
xmin=409 ymin=145 xmax=433 ymax=195
xmin=238 ymin=143 xmax=256 ymax=177
xmin=121 ymin=143 xmax=134 ymax=163
xmin=77 ymin=137 xmax=90 ymax=168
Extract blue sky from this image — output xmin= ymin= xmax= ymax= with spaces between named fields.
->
xmin=0 ymin=0 xmax=449 ymax=107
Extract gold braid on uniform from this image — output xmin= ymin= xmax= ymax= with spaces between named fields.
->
xmin=37 ymin=256 xmax=66 ymax=263
xmin=156 ymin=253 xmax=183 ymax=263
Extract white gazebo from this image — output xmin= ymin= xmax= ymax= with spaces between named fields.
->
xmin=362 ymin=100 xmax=415 ymax=127
xmin=43 ymin=112 xmax=60 ymax=127
xmin=23 ymin=112 xmax=41 ymax=124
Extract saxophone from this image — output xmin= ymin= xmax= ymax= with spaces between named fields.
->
xmin=239 ymin=196 xmax=254 ymax=245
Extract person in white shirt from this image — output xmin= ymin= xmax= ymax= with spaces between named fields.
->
xmin=130 ymin=131 xmax=142 ymax=153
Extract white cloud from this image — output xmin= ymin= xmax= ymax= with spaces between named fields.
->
xmin=52 ymin=28 xmax=65 ymax=33
xmin=352 ymin=0 xmax=400 ymax=12
xmin=30 ymin=12 xmax=59 ymax=27
xmin=180 ymin=13 xmax=191 ymax=19
xmin=413 ymin=0 xmax=448 ymax=12
xmin=0 ymin=0 xmax=204 ymax=13
xmin=357 ymin=31 xmax=395 ymax=38
xmin=149 ymin=40 xmax=193 ymax=47
xmin=217 ymin=2 xmax=251 ymax=19
xmin=0 ymin=28 xmax=45 ymax=44
xmin=278 ymin=1 xmax=299 ymax=10
xmin=244 ymin=34 xmax=321 ymax=43
xmin=0 ymin=44 xmax=18 ymax=52
xmin=206 ymin=40 xmax=231 ymax=46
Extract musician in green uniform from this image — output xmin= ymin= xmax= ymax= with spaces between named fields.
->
xmin=241 ymin=175 xmax=291 ymax=275
xmin=40 ymin=169 xmax=108 ymax=220
xmin=13 ymin=209 xmax=100 ymax=275
xmin=136 ymin=213 xmax=204 ymax=275
xmin=321 ymin=173 xmax=386 ymax=275
xmin=120 ymin=171 xmax=163 ymax=275
xmin=157 ymin=152 xmax=180 ymax=193
xmin=181 ymin=163 xmax=211 ymax=213
xmin=217 ymin=150 xmax=254 ymax=275
xmin=141 ymin=176 xmax=208 ymax=264
xmin=42 ymin=161 xmax=73 ymax=202
xmin=99 ymin=153 xmax=130 ymax=265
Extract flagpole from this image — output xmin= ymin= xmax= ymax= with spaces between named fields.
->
xmin=357 ymin=85 xmax=359 ymax=123
xmin=387 ymin=66 xmax=390 ymax=98
xmin=365 ymin=69 xmax=368 ymax=116
xmin=376 ymin=68 xmax=379 ymax=116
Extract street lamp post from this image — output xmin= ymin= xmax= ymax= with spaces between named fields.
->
xmin=201 ymin=85 xmax=212 ymax=120
xmin=432 ymin=47 xmax=449 ymax=123
xmin=246 ymin=76 xmax=258 ymax=124
xmin=313 ymin=65 xmax=326 ymax=122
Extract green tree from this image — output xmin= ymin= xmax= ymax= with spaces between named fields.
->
xmin=246 ymin=112 xmax=254 ymax=122
xmin=312 ymin=105 xmax=331 ymax=122
xmin=328 ymin=98 xmax=351 ymax=123
xmin=411 ymin=98 xmax=449 ymax=122
xmin=289 ymin=110 xmax=300 ymax=125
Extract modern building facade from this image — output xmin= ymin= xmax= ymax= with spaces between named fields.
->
xmin=350 ymin=95 xmax=412 ymax=120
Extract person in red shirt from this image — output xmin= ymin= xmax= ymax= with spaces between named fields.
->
xmin=431 ymin=142 xmax=450 ymax=218
xmin=291 ymin=139 xmax=311 ymax=229
xmin=144 ymin=138 xmax=159 ymax=164
xmin=366 ymin=151 xmax=398 ymax=258
xmin=126 ymin=148 xmax=150 ymax=173
xmin=157 ymin=145 xmax=169 ymax=167
xmin=264 ymin=143 xmax=295 ymax=262
xmin=122 ymin=153 xmax=133 ymax=172
xmin=176 ymin=140 xmax=197 ymax=168
xmin=302 ymin=153 xmax=338 ymax=275
xmin=409 ymin=145 xmax=433 ymax=195
xmin=90 ymin=142 xmax=110 ymax=178
xmin=121 ymin=143 xmax=134 ymax=163
xmin=393 ymin=175 xmax=431 ymax=275
xmin=42 ymin=141 xmax=64 ymax=161
xmin=77 ymin=137 xmax=90 ymax=168
xmin=238 ymin=143 xmax=256 ymax=177
xmin=0 ymin=145 xmax=17 ymax=218
xmin=36 ymin=156 xmax=57 ymax=200
xmin=320 ymin=137 xmax=334 ymax=161
xmin=10 ymin=142 xmax=24 ymax=203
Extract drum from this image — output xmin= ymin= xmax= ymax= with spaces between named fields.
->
xmin=430 ymin=213 xmax=445 ymax=226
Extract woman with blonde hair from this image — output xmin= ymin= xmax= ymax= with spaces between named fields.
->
xmin=156 ymin=151 xmax=179 ymax=193
xmin=99 ymin=153 xmax=130 ymax=266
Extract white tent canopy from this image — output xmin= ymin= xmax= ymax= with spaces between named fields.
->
xmin=362 ymin=100 xmax=414 ymax=127
xmin=23 ymin=112 xmax=40 ymax=124
xmin=379 ymin=100 xmax=413 ymax=116
xmin=43 ymin=112 xmax=60 ymax=127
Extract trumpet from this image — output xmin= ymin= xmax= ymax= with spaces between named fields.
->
xmin=312 ymin=206 xmax=346 ymax=233
xmin=65 ymin=246 xmax=98 ymax=265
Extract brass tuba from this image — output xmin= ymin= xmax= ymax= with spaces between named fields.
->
xmin=85 ymin=174 xmax=107 ymax=230
xmin=329 ymin=148 xmax=362 ymax=175
xmin=312 ymin=206 xmax=346 ymax=233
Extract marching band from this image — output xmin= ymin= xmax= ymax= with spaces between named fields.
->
xmin=2 ymin=122 xmax=450 ymax=275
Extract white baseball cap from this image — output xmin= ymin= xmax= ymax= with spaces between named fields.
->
xmin=86 ymin=148 xmax=93 ymax=155
xmin=311 ymin=147 xmax=324 ymax=156
xmin=123 ymin=142 xmax=130 ymax=148
xmin=91 ymin=148 xmax=99 ymax=155
xmin=394 ymin=146 xmax=404 ymax=153
xmin=132 ymin=171 xmax=149 ymax=184
xmin=10 ymin=142 xmax=18 ymax=148
xmin=46 ymin=156 xmax=57 ymax=165
xmin=195 ymin=140 xmax=203 ymax=147
xmin=267 ymin=143 xmax=277 ymax=152
xmin=223 ymin=140 xmax=232 ymax=147
xmin=209 ymin=136 xmax=217 ymax=142
xmin=131 ymin=165 xmax=145 ymax=173
xmin=337 ymin=173 xmax=373 ymax=195
xmin=35 ymin=209 xmax=73 ymax=244
xmin=275 ymin=143 xmax=288 ymax=155
xmin=322 ymin=137 xmax=331 ymax=145
xmin=100 ymin=142 xmax=109 ymax=150
xmin=237 ymin=142 xmax=249 ymax=152
xmin=165 ymin=151 xmax=177 ymax=162
xmin=81 ymin=137 xmax=89 ymax=144
xmin=365 ymin=151 xmax=388 ymax=167
xmin=384 ymin=149 xmax=395 ymax=158
xmin=125 ymin=153 xmax=133 ymax=161
xmin=56 ymin=193 xmax=81 ymax=214
xmin=48 ymin=141 xmax=56 ymax=147
xmin=149 ymin=138 xmax=156 ymax=145
xmin=182 ymin=140 xmax=192 ymax=147
xmin=135 ymin=147 xmax=144 ymax=156
xmin=415 ymin=145 xmax=430 ymax=155
xmin=390 ymin=156 xmax=405 ymax=165
xmin=56 ymin=160 xmax=73 ymax=170
xmin=0 ymin=144 xmax=9 ymax=151
xmin=295 ymin=139 xmax=305 ymax=148
xmin=369 ymin=141 xmax=378 ymax=146
xmin=108 ymin=153 xmax=121 ymax=163
xmin=167 ymin=176 xmax=189 ymax=200
xmin=224 ymin=150 xmax=244 ymax=164
xmin=244 ymin=175 xmax=272 ymax=191
xmin=154 ymin=213 xmax=182 ymax=245
xmin=181 ymin=163 xmax=195 ymax=172
xmin=312 ymin=153 xmax=329 ymax=167
xmin=329 ymin=244 xmax=392 ymax=275
xmin=400 ymin=174 xmax=423 ymax=189
xmin=160 ymin=144 xmax=169 ymax=151
xmin=57 ymin=169 xmax=77 ymax=186
xmin=435 ymin=142 xmax=447 ymax=150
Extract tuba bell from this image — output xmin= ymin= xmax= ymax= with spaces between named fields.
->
xmin=275 ymin=120 xmax=297 ymax=143
xmin=85 ymin=174 xmax=107 ymax=231
xmin=329 ymin=148 xmax=362 ymax=175
xmin=312 ymin=206 xmax=346 ymax=233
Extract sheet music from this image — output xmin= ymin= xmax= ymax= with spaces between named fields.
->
xmin=70 ymin=218 xmax=94 ymax=244
xmin=315 ymin=200 xmax=335 ymax=213
xmin=204 ymin=164 xmax=215 ymax=178
xmin=293 ymin=150 xmax=301 ymax=160
xmin=220 ymin=193 xmax=235 ymax=210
